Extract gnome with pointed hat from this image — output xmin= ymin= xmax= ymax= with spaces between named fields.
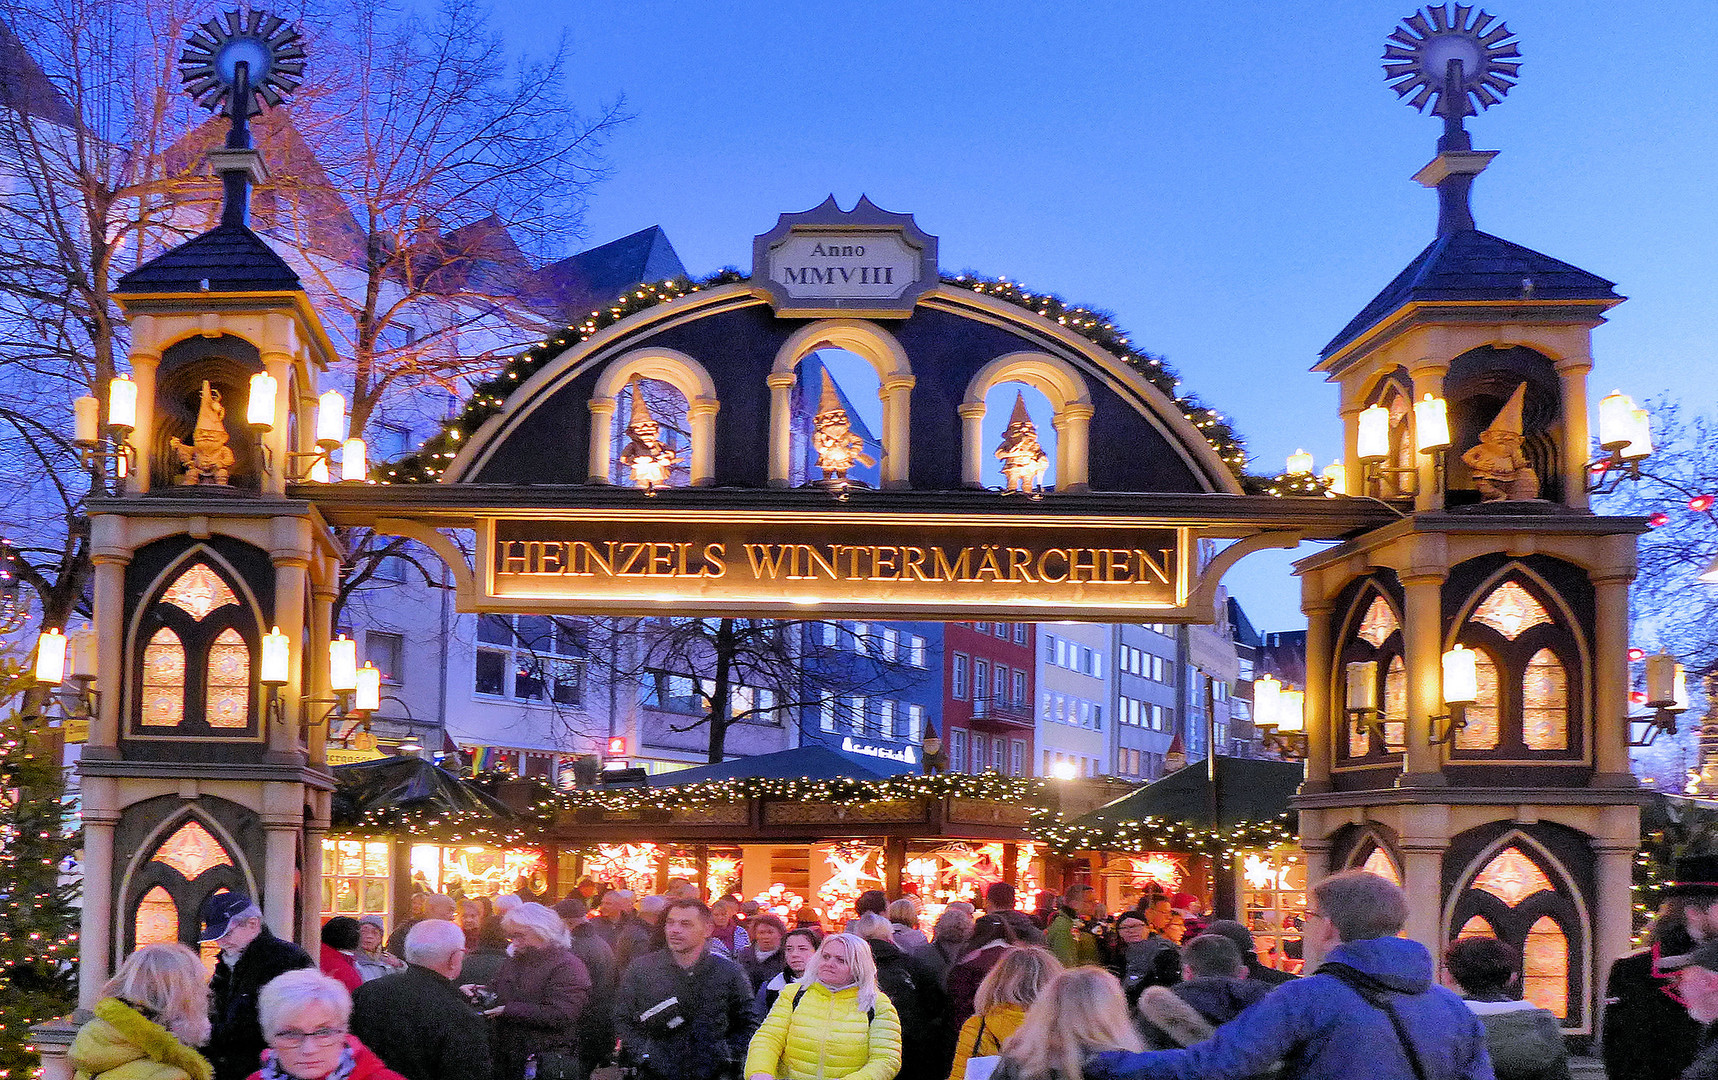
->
xmin=618 ymin=376 xmax=678 ymax=490
xmin=996 ymin=391 xmax=1050 ymax=493
xmin=170 ymin=380 xmax=236 ymax=485
xmin=1460 ymin=383 xmax=1539 ymax=501
xmin=810 ymin=367 xmax=874 ymax=482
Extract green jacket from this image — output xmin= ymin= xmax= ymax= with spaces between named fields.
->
xmin=1047 ymin=910 xmax=1103 ymax=969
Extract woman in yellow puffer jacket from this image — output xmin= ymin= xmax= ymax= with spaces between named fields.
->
xmin=71 ymin=943 xmax=214 ymax=1080
xmin=745 ymin=932 xmax=902 ymax=1080
xmin=947 ymin=947 xmax=1061 ymax=1080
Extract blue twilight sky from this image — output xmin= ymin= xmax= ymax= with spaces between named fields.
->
xmin=492 ymin=1 xmax=1718 ymax=633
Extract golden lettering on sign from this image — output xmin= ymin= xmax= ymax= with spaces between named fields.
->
xmin=494 ymin=539 xmax=1175 ymax=587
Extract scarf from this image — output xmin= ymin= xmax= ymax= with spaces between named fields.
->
xmin=258 ymin=1043 xmax=357 ymax=1080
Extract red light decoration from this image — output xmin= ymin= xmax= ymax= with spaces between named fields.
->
xmin=1630 ymin=690 xmax=1647 ymax=704
xmin=1628 ymin=648 xmax=1646 ymax=662
xmin=1689 ymin=495 xmax=1715 ymax=513
xmin=1649 ymin=512 xmax=1671 ymax=527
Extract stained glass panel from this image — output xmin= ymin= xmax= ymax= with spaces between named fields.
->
xmin=1523 ymin=649 xmax=1569 ymax=751
xmin=206 ymin=628 xmax=249 ymax=729
xmin=142 ymin=627 xmax=186 ymax=727
xmin=1456 ymin=650 xmax=1501 ymax=750
xmin=1470 ymin=580 xmax=1551 ymax=641
xmin=1384 ymin=656 xmax=1406 ymax=750
xmin=1361 ymin=848 xmax=1401 ymax=885
xmin=1473 ymin=847 xmax=1555 ymax=906
xmin=1523 ymin=916 xmax=1569 ymax=1018
xmin=134 ymin=886 xmax=178 ymax=948
xmin=161 ymin=563 xmax=238 ymax=620
xmin=1456 ymin=915 xmax=1494 ymax=940
xmin=151 ymin=820 xmax=233 ymax=880
xmin=1357 ymin=596 xmax=1398 ymax=647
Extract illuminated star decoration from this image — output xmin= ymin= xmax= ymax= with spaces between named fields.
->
xmin=1383 ymin=5 xmax=1520 ymax=117
xmin=179 ymin=10 xmax=305 ymax=117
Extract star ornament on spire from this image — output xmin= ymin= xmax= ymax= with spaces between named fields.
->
xmin=1383 ymin=5 xmax=1520 ymax=119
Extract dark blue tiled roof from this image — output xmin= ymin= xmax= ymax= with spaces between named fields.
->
xmin=116 ymin=223 xmax=301 ymax=294
xmin=0 ymin=19 xmax=77 ymax=128
xmin=538 ymin=225 xmax=687 ymax=315
xmin=1321 ymin=230 xmax=1620 ymax=360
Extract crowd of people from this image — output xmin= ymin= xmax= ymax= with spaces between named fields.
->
xmin=69 ymin=869 xmax=1600 ymax=1080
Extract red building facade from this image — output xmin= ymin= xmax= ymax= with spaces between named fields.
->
xmin=942 ymin=621 xmax=1036 ymax=776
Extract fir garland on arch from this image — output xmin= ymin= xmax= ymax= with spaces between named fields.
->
xmin=381 ymin=270 xmax=1254 ymax=485
xmin=535 ymin=770 xmax=1047 ymax=817
xmin=1028 ymin=809 xmax=1299 ymax=857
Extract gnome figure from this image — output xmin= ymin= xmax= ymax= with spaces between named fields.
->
xmin=995 ymin=391 xmax=1050 ymax=493
xmin=810 ymin=368 xmax=874 ymax=482
xmin=1460 ymin=383 xmax=1539 ymax=501
xmin=921 ymin=722 xmax=948 ymax=775
xmin=617 ymin=376 xmax=677 ymax=490
xmin=170 ymin=380 xmax=235 ymax=486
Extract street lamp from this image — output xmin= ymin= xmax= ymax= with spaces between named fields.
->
xmin=1588 ymin=390 xmax=1653 ymax=492
xmin=1631 ymin=649 xmax=1690 ymax=746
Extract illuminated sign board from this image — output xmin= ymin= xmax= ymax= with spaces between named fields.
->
xmin=474 ymin=512 xmax=1190 ymax=622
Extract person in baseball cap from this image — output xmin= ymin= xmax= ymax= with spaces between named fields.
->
xmin=200 ymin=893 xmax=312 ymax=1080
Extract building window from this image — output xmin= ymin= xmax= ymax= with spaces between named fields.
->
xmin=822 ymin=621 xmax=839 ymax=647
xmin=992 ymin=738 xmax=1006 ymax=772
xmin=474 ymin=615 xmax=584 ymax=705
xmin=820 ymin=700 xmax=836 ymax=732
xmin=975 ymin=621 xmax=989 ymax=633
xmin=906 ymin=703 xmax=924 ymax=742
xmin=953 ymin=654 xmax=970 ymax=699
xmin=1013 ymin=624 xmax=1027 ymax=645
xmin=995 ymin=622 xmax=1010 ymax=639
xmin=1522 ymin=648 xmax=1569 ymax=750
xmin=205 ymin=629 xmax=250 ymax=729
xmin=974 ymin=660 xmax=989 ymax=710
xmin=849 ymin=695 xmax=867 ymax=735
xmin=1012 ymin=669 xmax=1026 ymax=704
xmin=366 ymin=631 xmax=404 ymax=685
xmin=142 ymin=628 xmax=188 ymax=727
xmin=971 ymin=733 xmax=986 ymax=772
xmin=1010 ymin=739 xmax=1025 ymax=776
xmin=880 ymin=627 xmax=899 ymax=661
xmin=1056 ymin=638 xmax=1068 ymax=667
xmin=909 ymin=635 xmax=927 ymax=667
xmin=878 ymin=699 xmax=895 ymax=738
xmin=950 ymin=730 xmax=967 ymax=772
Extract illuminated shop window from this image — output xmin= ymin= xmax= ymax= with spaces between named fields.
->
xmin=206 ymin=628 xmax=250 ymax=728
xmin=1522 ymin=649 xmax=1569 ymax=750
xmin=321 ymin=839 xmax=392 ymax=919
xmin=161 ymin=563 xmax=238 ymax=620
xmin=1456 ymin=650 xmax=1501 ymax=751
xmin=134 ymin=886 xmax=179 ymax=948
xmin=1239 ymin=848 xmax=1306 ymax=976
xmin=151 ymin=820 xmax=233 ymax=880
xmin=1470 ymin=581 xmax=1551 ymax=640
xmin=142 ymin=628 xmax=187 ymax=727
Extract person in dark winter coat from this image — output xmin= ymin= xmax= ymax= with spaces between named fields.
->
xmin=202 ymin=894 xmax=314 ymax=1080
xmin=914 ymin=905 xmax=974 ymax=988
xmin=554 ymin=898 xmax=618 ymax=1069
xmin=947 ymin=911 xmax=1029 ymax=1033
xmin=1137 ymin=936 xmax=1269 ymax=1059
xmin=755 ymin=926 xmax=820 ymax=1018
xmin=1443 ymin=936 xmax=1567 ymax=1080
xmin=1089 ymin=871 xmax=1492 ymax=1080
xmin=1664 ymin=937 xmax=1718 ymax=1080
xmin=979 ymin=883 xmax=1046 ymax=946
xmin=1110 ymin=912 xmax=1181 ymax=1008
xmin=737 ymin=912 xmax=789 ymax=992
xmin=1603 ymin=892 xmax=1704 ymax=1080
xmin=614 ymin=899 xmax=758 ymax=1080
xmin=457 ymin=921 xmax=511 ymax=988
xmin=351 ymin=919 xmax=493 ymax=1080
xmin=488 ymin=903 xmax=592 ymax=1080
xmin=1202 ymin=921 xmax=1295 ymax=988
xmin=855 ymin=913 xmax=952 ymax=1080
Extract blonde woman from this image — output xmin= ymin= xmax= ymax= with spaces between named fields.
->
xmin=71 ymin=943 xmax=214 ymax=1080
xmin=990 ymin=968 xmax=1142 ymax=1080
xmin=947 ymin=948 xmax=1062 ymax=1080
xmin=745 ymin=932 xmax=903 ymax=1080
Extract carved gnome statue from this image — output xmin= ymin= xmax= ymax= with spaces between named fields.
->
xmin=996 ymin=391 xmax=1050 ymax=493
xmin=1460 ymin=383 xmax=1539 ymax=501
xmin=810 ymin=368 xmax=874 ymax=482
xmin=921 ymin=721 xmax=949 ymax=775
xmin=617 ymin=375 xmax=677 ymax=490
xmin=170 ymin=380 xmax=236 ymax=485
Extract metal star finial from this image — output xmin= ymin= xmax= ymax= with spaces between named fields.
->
xmin=179 ymin=10 xmax=304 ymax=118
xmin=1383 ymin=5 xmax=1521 ymax=119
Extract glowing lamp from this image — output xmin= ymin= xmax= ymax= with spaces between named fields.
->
xmin=1357 ymin=404 xmax=1390 ymax=463
xmin=1690 ymin=495 xmax=1716 ymax=513
xmin=107 ymin=375 xmax=137 ymax=431
xmin=1646 ymin=650 xmax=1682 ymax=710
xmin=1050 ymin=760 xmax=1079 ymax=780
xmin=74 ymin=395 xmax=100 ymax=446
xmin=247 ymin=372 xmax=277 ymax=430
xmin=1321 ymin=462 xmax=1347 ymax=496
xmin=1623 ymin=408 xmax=1653 ymax=461
xmin=316 ymin=390 xmax=346 ymax=448
xmin=341 ymin=438 xmax=367 ymax=482
xmin=1442 ymin=645 xmax=1479 ymax=705
xmin=1286 ymin=448 xmax=1314 ymax=475
xmin=1275 ymin=689 xmax=1305 ymax=734
xmin=260 ymin=626 xmax=290 ymax=686
xmin=1345 ymin=661 xmax=1378 ymax=712
xmin=69 ymin=628 xmax=96 ymax=679
xmin=1253 ymin=674 xmax=1281 ymax=730
xmin=1598 ymin=390 xmax=1636 ymax=451
xmin=1675 ymin=664 xmax=1691 ymax=713
xmin=329 ymin=634 xmax=358 ymax=693
xmin=308 ymin=457 xmax=330 ymax=483
xmin=1414 ymin=394 xmax=1450 ymax=453
xmin=34 ymin=627 xmax=66 ymax=685
xmin=354 ymin=663 xmax=382 ymax=713
xmin=1627 ymin=647 xmax=1646 ymax=662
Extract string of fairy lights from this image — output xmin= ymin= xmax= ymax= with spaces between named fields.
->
xmin=381 ymin=270 xmax=1254 ymax=486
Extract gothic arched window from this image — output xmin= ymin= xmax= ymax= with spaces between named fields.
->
xmin=1339 ymin=588 xmax=1406 ymax=762
xmin=1450 ymin=841 xmax=1580 ymax=1024
xmin=130 ymin=560 xmax=258 ymax=738
xmin=1450 ymin=575 xmax=1582 ymax=760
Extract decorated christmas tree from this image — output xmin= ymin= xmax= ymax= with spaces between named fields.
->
xmin=0 ymin=659 xmax=80 ymax=1080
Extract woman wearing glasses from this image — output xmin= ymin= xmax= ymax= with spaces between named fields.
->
xmin=252 ymin=969 xmax=406 ymax=1080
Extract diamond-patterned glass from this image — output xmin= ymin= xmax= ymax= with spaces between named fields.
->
xmin=1357 ymin=596 xmax=1398 ymax=647
xmin=151 ymin=819 xmax=233 ymax=880
xmin=1523 ymin=649 xmax=1569 ymax=750
xmin=133 ymin=886 xmax=178 ymax=948
xmin=1470 ymin=580 xmax=1551 ymax=641
xmin=161 ymin=563 xmax=238 ymax=620
xmin=142 ymin=627 xmax=186 ymax=727
xmin=1523 ymin=916 xmax=1569 ymax=1018
xmin=1473 ymin=847 xmax=1554 ymax=906
xmin=1456 ymin=650 xmax=1501 ymax=750
xmin=1361 ymin=848 xmax=1400 ymax=885
xmin=206 ymin=628 xmax=249 ymax=728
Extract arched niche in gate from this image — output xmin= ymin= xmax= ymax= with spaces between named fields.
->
xmin=586 ymin=347 xmax=720 ymax=486
xmin=961 ymin=351 xmax=1092 ymax=492
xmin=443 ymin=282 xmax=1240 ymax=497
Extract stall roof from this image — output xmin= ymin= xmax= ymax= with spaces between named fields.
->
xmin=1077 ymin=757 xmax=1303 ymax=829
xmin=332 ymin=755 xmax=518 ymax=827
xmin=648 ymin=745 xmax=899 ymax=787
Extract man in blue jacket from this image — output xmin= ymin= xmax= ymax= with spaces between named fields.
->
xmin=1092 ymin=870 xmax=1495 ymax=1080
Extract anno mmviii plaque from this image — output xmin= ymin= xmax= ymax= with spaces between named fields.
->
xmin=752 ymin=195 xmax=938 ymax=319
